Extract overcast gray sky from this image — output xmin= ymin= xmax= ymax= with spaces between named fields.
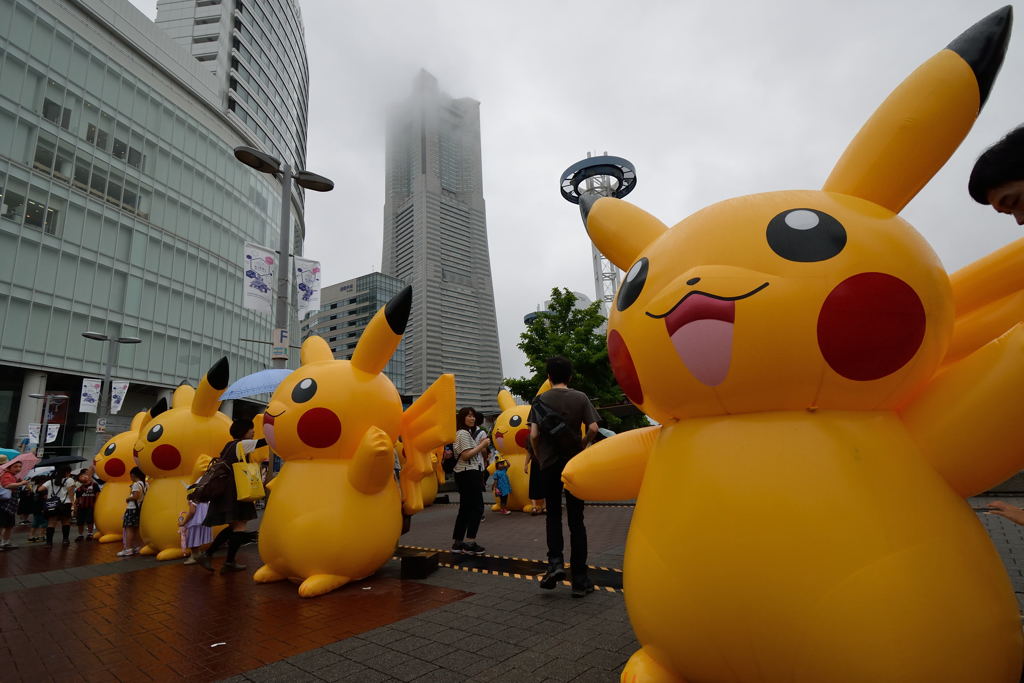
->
xmin=129 ymin=0 xmax=1024 ymax=382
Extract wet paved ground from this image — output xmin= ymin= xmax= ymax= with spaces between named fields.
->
xmin=1 ymin=495 xmax=1023 ymax=681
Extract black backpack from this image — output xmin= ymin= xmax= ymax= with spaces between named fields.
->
xmin=531 ymin=395 xmax=581 ymax=463
xmin=188 ymin=457 xmax=231 ymax=503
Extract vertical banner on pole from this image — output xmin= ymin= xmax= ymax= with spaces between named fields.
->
xmin=243 ymin=243 xmax=276 ymax=315
xmin=295 ymin=257 xmax=321 ymax=320
xmin=110 ymin=381 xmax=129 ymax=414
xmin=80 ymin=378 xmax=102 ymax=414
xmin=28 ymin=424 xmax=60 ymax=444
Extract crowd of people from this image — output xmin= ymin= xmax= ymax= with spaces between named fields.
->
xmin=0 ymin=463 xmax=103 ymax=549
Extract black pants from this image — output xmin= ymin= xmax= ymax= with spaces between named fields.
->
xmin=541 ymin=461 xmax=587 ymax=578
xmin=452 ymin=469 xmax=483 ymax=542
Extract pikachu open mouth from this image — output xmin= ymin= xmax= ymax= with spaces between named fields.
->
xmin=649 ymin=283 xmax=768 ymax=386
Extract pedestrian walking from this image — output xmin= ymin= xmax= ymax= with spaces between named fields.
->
xmin=117 ymin=467 xmax=147 ymax=557
xmin=41 ymin=466 xmax=76 ymax=547
xmin=529 ymin=356 xmax=600 ymax=597
xmin=450 ymin=407 xmax=489 ymax=555
xmin=73 ymin=468 xmax=100 ymax=541
xmin=0 ymin=460 xmax=32 ymax=549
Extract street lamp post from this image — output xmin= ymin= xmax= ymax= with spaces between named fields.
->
xmin=27 ymin=393 xmax=68 ymax=459
xmin=233 ymin=145 xmax=334 ymax=369
xmin=81 ymin=332 xmax=142 ymax=451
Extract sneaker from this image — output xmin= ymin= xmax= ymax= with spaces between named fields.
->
xmin=115 ymin=548 xmax=133 ymax=557
xmin=571 ymin=577 xmax=595 ymax=598
xmin=501 ymin=509 xmax=511 ymax=515
xmin=74 ymin=535 xmax=84 ymax=543
xmin=462 ymin=542 xmax=486 ymax=555
xmin=220 ymin=561 xmax=247 ymax=574
xmin=61 ymin=538 xmax=70 ymax=546
xmin=196 ymin=554 xmax=214 ymax=571
xmin=450 ymin=541 xmax=466 ymax=554
xmin=182 ymin=556 xmax=197 ymax=566
xmin=539 ymin=561 xmax=566 ymax=590
xmin=130 ymin=547 xmax=141 ymax=555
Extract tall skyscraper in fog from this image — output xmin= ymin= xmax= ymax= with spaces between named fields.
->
xmin=382 ymin=71 xmax=502 ymax=413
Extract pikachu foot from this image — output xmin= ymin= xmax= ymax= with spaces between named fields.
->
xmin=491 ymin=502 xmax=502 ymax=512
xmin=156 ymin=548 xmax=187 ymax=561
xmin=97 ymin=533 xmax=121 ymax=543
xmin=298 ymin=573 xmax=350 ymax=598
xmin=138 ymin=545 xmax=156 ymax=556
xmin=253 ymin=564 xmax=286 ymax=584
xmin=621 ymin=647 xmax=685 ymax=683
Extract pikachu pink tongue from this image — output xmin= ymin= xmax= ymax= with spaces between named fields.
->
xmin=670 ymin=320 xmax=734 ymax=386
xmin=664 ymin=294 xmax=736 ymax=387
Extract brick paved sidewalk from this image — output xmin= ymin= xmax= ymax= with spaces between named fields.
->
xmin=2 ymin=497 xmax=1024 ymax=682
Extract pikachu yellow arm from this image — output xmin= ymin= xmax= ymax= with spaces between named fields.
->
xmin=348 ymin=426 xmax=395 ymax=496
xmin=950 ymin=237 xmax=1024 ymax=321
xmin=190 ymin=454 xmax=212 ymax=481
xmin=901 ymin=323 xmax=1024 ymax=498
xmin=561 ymin=426 xmax=660 ymax=501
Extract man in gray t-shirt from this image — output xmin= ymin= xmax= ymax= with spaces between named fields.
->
xmin=528 ymin=356 xmax=599 ymax=597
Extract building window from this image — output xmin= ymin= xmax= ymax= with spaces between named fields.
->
xmin=42 ymin=98 xmax=71 ymax=129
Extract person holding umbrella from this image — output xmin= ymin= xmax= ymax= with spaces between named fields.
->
xmin=1 ymin=458 xmax=35 ymax=549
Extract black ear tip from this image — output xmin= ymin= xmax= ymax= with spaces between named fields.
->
xmin=150 ymin=397 xmax=168 ymax=418
xmin=579 ymin=193 xmax=600 ymax=224
xmin=385 ymin=286 xmax=413 ymax=335
xmin=947 ymin=5 xmax=1013 ymax=109
xmin=207 ymin=357 xmax=230 ymax=391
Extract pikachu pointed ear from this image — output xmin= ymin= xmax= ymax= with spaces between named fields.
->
xmin=583 ymin=196 xmax=667 ymax=270
xmin=535 ymin=379 xmax=552 ymax=397
xmin=148 ymin=397 xmax=168 ymax=420
xmin=497 ymin=389 xmax=517 ymax=412
xmin=301 ymin=335 xmax=334 ymax=365
xmin=192 ymin=357 xmax=228 ymax=418
xmin=130 ymin=410 xmax=149 ymax=433
xmin=823 ymin=7 xmax=1012 ymax=213
xmin=171 ymin=385 xmax=194 ymax=410
xmin=352 ymin=286 xmax=411 ymax=375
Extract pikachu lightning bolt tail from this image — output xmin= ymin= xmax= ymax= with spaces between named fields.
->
xmin=399 ymin=374 xmax=456 ymax=515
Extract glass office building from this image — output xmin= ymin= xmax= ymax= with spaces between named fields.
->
xmin=304 ymin=272 xmax=407 ymax=395
xmin=0 ymin=0 xmax=309 ymax=456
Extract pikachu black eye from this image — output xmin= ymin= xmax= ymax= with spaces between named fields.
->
xmin=146 ymin=424 xmax=163 ymax=442
xmin=509 ymin=415 xmax=522 ymax=427
xmin=292 ymin=378 xmax=317 ymax=403
xmin=767 ymin=209 xmax=846 ymax=262
xmin=104 ymin=443 xmax=116 ymax=456
xmin=617 ymin=257 xmax=648 ymax=311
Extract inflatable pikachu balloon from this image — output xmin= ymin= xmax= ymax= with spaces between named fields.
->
xmin=563 ymin=9 xmax=1023 ymax=683
xmin=257 ymin=286 xmax=455 ymax=598
xmin=134 ymin=359 xmax=232 ymax=561
xmin=488 ymin=381 xmax=551 ymax=512
xmin=92 ymin=402 xmax=165 ymax=543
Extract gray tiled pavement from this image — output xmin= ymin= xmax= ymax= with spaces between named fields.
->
xmin=230 ymin=495 xmax=1024 ymax=682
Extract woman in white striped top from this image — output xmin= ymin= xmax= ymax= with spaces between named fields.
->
xmin=450 ymin=407 xmax=490 ymax=555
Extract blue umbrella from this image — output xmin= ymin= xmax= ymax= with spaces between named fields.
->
xmin=220 ymin=369 xmax=292 ymax=400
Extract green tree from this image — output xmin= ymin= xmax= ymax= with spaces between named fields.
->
xmin=504 ymin=287 xmax=649 ymax=433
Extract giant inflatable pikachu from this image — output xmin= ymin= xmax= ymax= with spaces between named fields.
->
xmin=256 ymin=286 xmax=455 ymax=597
xmin=563 ymin=8 xmax=1022 ymax=683
xmin=92 ymin=401 xmax=165 ymax=543
xmin=488 ymin=382 xmax=550 ymax=513
xmin=134 ymin=359 xmax=232 ymax=561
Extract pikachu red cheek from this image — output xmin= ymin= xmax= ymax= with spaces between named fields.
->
xmin=103 ymin=459 xmax=126 ymax=479
xmin=152 ymin=444 xmax=182 ymax=471
xmin=817 ymin=272 xmax=925 ymax=381
xmin=297 ymin=408 xmax=342 ymax=448
xmin=609 ymin=329 xmax=644 ymax=405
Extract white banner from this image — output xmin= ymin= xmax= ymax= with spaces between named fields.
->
xmin=80 ymin=378 xmax=102 ymax=414
xmin=243 ymin=242 xmax=276 ymax=316
xmin=295 ymin=257 xmax=321 ymax=320
xmin=110 ymin=380 xmax=129 ymax=414
xmin=28 ymin=423 xmax=60 ymax=444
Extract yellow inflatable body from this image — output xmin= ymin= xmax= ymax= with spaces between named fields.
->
xmin=489 ymin=388 xmax=537 ymax=512
xmin=133 ymin=359 xmax=231 ymax=561
xmin=257 ymin=286 xmax=454 ymax=597
xmin=92 ymin=407 xmax=161 ymax=543
xmin=563 ymin=9 xmax=1022 ymax=682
